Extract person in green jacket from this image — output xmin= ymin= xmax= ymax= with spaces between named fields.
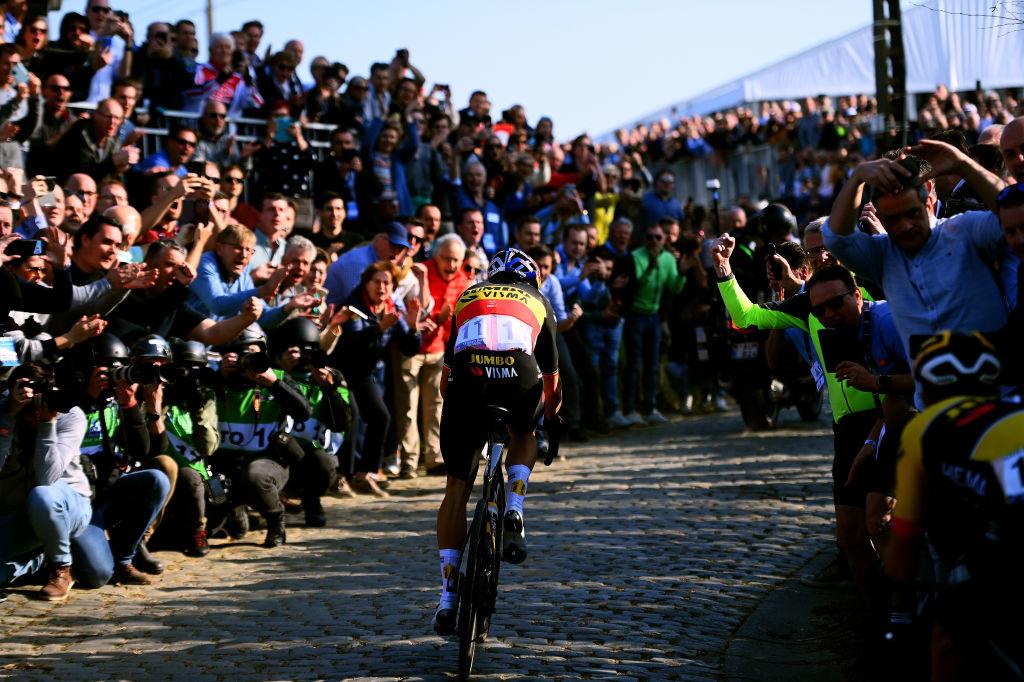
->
xmin=620 ymin=218 xmax=692 ymax=425
xmin=268 ymin=317 xmax=349 ymax=528
xmin=145 ymin=339 xmax=221 ymax=558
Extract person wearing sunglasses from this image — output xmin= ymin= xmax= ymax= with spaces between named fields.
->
xmin=136 ymin=123 xmax=197 ymax=177
xmin=192 ymin=100 xmax=236 ymax=167
xmin=713 ymin=234 xmax=913 ymax=603
xmin=129 ymin=21 xmax=192 ymax=111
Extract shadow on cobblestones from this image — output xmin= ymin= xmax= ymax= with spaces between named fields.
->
xmin=0 ymin=412 xmax=853 ymax=681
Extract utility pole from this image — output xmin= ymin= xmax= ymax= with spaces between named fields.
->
xmin=206 ymin=0 xmax=214 ymax=44
xmin=873 ymin=0 xmax=907 ymax=151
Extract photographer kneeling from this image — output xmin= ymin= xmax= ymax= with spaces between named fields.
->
xmin=147 ymin=339 xmax=221 ymax=558
xmin=69 ymin=334 xmax=172 ymax=586
xmin=212 ymin=324 xmax=312 ymax=548
xmin=0 ymin=362 xmax=89 ymax=602
xmin=269 ymin=317 xmax=349 ymax=527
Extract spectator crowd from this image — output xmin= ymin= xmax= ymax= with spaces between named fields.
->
xmin=0 ymin=2 xmax=1022 ymax=678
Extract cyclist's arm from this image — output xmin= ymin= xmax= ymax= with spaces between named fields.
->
xmin=885 ymin=410 xmax=931 ymax=584
xmin=542 ymin=371 xmax=561 ymax=419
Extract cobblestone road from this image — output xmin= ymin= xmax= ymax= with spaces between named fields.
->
xmin=0 ymin=410 xmax=840 ymax=680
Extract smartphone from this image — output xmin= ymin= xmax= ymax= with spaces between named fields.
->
xmin=11 ymin=62 xmax=28 ymax=87
xmin=42 ymin=176 xmax=57 ymax=192
xmin=274 ymin=117 xmax=295 ymax=144
xmin=185 ymin=161 xmax=207 ymax=177
xmin=765 ymin=243 xmax=782 ymax=280
xmin=817 ymin=327 xmax=864 ymax=373
xmin=5 ymin=239 xmax=44 ymax=258
xmin=38 ymin=193 xmax=56 ymax=209
xmin=348 ymin=306 xmax=369 ymax=321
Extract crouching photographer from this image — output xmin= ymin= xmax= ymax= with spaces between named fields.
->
xmin=68 ymin=334 xmax=172 ymax=586
xmin=269 ymin=317 xmax=348 ymax=527
xmin=212 ymin=324 xmax=312 ymax=548
xmin=0 ymin=362 xmax=89 ymax=602
xmin=146 ymin=339 xmax=221 ymax=558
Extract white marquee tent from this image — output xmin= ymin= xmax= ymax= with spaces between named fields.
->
xmin=610 ymin=0 xmax=1024 ymax=131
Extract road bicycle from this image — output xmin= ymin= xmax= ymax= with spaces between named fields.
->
xmin=456 ymin=406 xmax=560 ymax=679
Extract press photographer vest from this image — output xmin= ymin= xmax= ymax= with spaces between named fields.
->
xmin=80 ymin=404 xmax=121 ymax=458
xmin=216 ymin=369 xmax=288 ymax=453
xmin=163 ymin=405 xmax=211 ymax=480
xmin=287 ymin=372 xmax=351 ymax=450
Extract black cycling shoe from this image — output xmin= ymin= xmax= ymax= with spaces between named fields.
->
xmin=433 ymin=603 xmax=457 ymax=636
xmin=502 ymin=509 xmax=527 ymax=564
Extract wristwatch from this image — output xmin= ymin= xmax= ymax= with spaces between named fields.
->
xmin=877 ymin=374 xmax=892 ymax=393
xmin=145 ymin=411 xmax=162 ymax=424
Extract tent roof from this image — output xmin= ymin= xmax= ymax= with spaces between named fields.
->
xmin=606 ymin=0 xmax=1024 ymax=134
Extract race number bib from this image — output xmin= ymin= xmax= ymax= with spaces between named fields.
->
xmin=454 ymin=315 xmax=533 ymax=354
xmin=993 ymin=449 xmax=1024 ymax=500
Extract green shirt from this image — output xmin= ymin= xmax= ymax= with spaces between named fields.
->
xmin=630 ymin=248 xmax=687 ymax=315
xmin=81 ymin=404 xmax=120 ymax=458
xmin=717 ymin=276 xmax=879 ymax=422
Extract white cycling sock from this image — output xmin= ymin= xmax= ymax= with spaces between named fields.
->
xmin=439 ymin=548 xmax=461 ymax=607
xmin=505 ymin=464 xmax=531 ymax=517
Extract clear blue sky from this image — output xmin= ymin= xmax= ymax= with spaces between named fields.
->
xmin=85 ymin=0 xmax=876 ymax=138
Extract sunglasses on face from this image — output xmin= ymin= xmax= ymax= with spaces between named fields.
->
xmin=645 ymin=233 xmax=664 ymax=242
xmin=151 ymin=32 xmax=169 ymax=41
xmin=172 ymin=137 xmax=196 ymax=148
xmin=47 ymin=84 xmax=70 ymax=92
xmin=205 ymin=112 xmax=227 ymax=119
xmin=88 ymin=5 xmax=111 ymax=13
xmin=809 ymin=290 xmax=853 ymax=318
xmin=223 ymin=176 xmax=244 ymax=184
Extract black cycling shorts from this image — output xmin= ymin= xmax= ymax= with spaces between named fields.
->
xmin=440 ymin=350 xmax=544 ymax=482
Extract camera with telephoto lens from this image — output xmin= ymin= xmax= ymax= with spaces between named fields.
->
xmin=109 ymin=362 xmax=171 ymax=386
xmin=25 ymin=378 xmax=78 ymax=413
xmin=238 ymin=351 xmax=271 ymax=374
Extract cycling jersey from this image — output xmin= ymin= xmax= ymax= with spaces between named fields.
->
xmin=894 ymin=392 xmax=1024 ymax=566
xmin=440 ymin=280 xmax=558 ymax=481
xmin=444 ymin=281 xmax=558 ymax=379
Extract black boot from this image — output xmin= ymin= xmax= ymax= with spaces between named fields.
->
xmin=303 ymin=498 xmax=327 ymax=528
xmin=133 ymin=541 xmax=165 ymax=575
xmin=263 ymin=513 xmax=286 ymax=548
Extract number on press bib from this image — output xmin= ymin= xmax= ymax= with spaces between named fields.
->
xmin=454 ymin=314 xmax=533 ymax=354
xmin=993 ymin=450 xmax=1024 ymax=500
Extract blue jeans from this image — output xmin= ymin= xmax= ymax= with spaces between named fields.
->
xmin=71 ymin=470 xmax=170 ymax=586
xmin=0 ymin=481 xmax=92 ymax=586
xmin=622 ymin=312 xmax=662 ymax=414
xmin=581 ymin=321 xmax=624 ymax=415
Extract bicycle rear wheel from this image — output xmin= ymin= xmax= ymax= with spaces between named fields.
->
xmin=458 ymin=498 xmax=488 ymax=679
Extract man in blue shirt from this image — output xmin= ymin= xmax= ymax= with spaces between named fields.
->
xmin=554 ymin=223 xmax=593 ymax=302
xmin=135 ymin=124 xmax=197 ymax=177
xmin=823 ymin=140 xmax=1009 ymax=359
xmin=641 ymin=170 xmax=683 ymax=229
xmin=324 ymin=221 xmax=409 ymax=306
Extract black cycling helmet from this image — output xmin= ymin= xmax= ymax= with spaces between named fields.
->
xmin=216 ymin=323 xmax=268 ymax=353
xmin=171 ymin=339 xmax=208 ymax=367
xmin=914 ymin=331 xmax=1002 ymax=401
xmin=756 ymin=203 xmax=798 ymax=241
xmin=130 ymin=334 xmax=173 ymax=362
xmin=487 ymin=247 xmax=539 ymax=287
xmin=269 ymin=316 xmax=320 ymax=356
xmin=89 ymin=333 xmax=129 ymax=366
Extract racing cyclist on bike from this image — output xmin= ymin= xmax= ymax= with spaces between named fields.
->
xmin=433 ymin=247 xmax=562 ymax=636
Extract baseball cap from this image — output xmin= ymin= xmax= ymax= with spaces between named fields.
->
xmin=383 ymin=221 xmax=410 ymax=249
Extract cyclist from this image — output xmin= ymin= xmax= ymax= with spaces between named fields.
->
xmin=888 ymin=331 xmax=1023 ymax=679
xmin=432 ymin=247 xmax=562 ymax=636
